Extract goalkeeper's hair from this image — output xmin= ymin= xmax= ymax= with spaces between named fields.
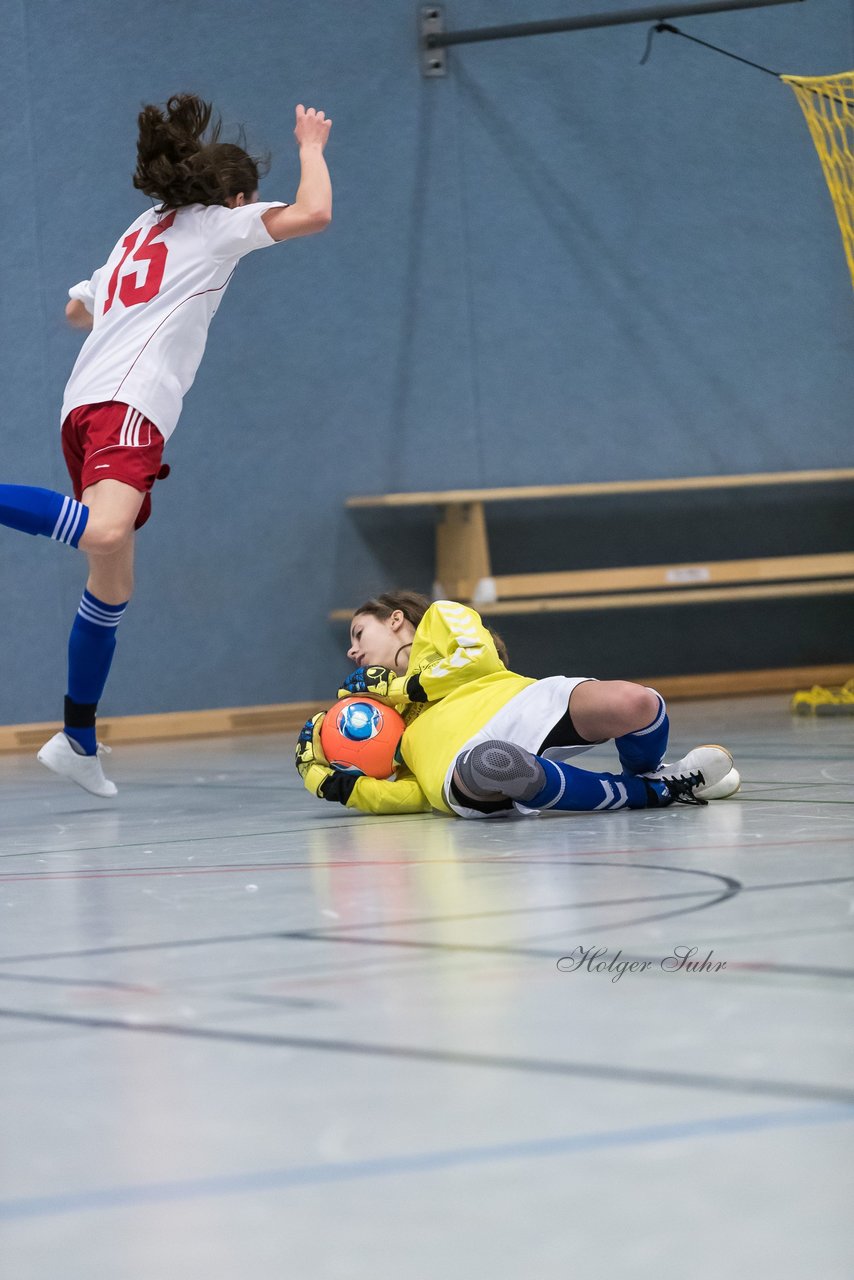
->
xmin=353 ymin=589 xmax=510 ymax=666
xmin=133 ymin=92 xmax=269 ymax=211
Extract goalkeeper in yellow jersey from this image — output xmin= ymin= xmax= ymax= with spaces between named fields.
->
xmin=296 ymin=590 xmax=740 ymax=818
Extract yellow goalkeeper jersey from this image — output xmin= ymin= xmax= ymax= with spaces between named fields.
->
xmin=345 ymin=600 xmax=535 ymax=816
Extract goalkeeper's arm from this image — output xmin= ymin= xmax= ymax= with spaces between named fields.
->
xmin=405 ymin=601 xmax=505 ymax=702
xmin=312 ymin=766 xmax=432 ymax=815
xmin=339 ymin=601 xmax=506 ymax=708
xmin=296 ymin=714 xmax=430 ymax=815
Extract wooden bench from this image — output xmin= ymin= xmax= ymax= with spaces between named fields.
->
xmin=331 ymin=469 xmax=854 ymax=618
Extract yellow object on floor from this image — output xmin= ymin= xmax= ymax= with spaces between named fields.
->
xmin=791 ymin=678 xmax=854 ymax=714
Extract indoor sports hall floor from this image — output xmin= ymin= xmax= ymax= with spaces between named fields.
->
xmin=0 ymin=693 xmax=852 ymax=1279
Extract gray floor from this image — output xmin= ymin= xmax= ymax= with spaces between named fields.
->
xmin=0 ymin=694 xmax=852 ymax=1280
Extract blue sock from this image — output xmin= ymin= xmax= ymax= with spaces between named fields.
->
xmin=526 ymin=757 xmax=651 ymax=811
xmin=64 ymin=591 xmax=128 ymax=755
xmin=0 ymin=485 xmax=88 ymax=547
xmin=615 ymin=691 xmax=669 ymax=775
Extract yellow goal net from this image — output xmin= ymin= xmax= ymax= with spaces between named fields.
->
xmin=782 ymin=71 xmax=854 ymax=290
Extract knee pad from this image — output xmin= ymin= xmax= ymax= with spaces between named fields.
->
xmin=455 ymin=740 xmax=546 ymax=803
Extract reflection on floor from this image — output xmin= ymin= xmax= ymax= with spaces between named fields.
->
xmin=0 ymin=695 xmax=852 ymax=1279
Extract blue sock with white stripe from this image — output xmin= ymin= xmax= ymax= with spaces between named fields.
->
xmin=526 ymin=757 xmax=651 ymax=811
xmin=64 ymin=591 xmax=128 ymax=755
xmin=614 ymin=691 xmax=669 ymax=775
xmin=0 ymin=485 xmax=89 ymax=547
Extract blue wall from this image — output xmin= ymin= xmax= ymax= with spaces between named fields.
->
xmin=1 ymin=0 xmax=852 ymax=723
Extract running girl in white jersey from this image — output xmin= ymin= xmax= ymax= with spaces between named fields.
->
xmin=0 ymin=93 xmax=332 ymax=796
xmin=296 ymin=590 xmax=741 ymax=818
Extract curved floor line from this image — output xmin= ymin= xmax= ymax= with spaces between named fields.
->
xmin=1 ymin=1103 xmax=852 ymax=1222
xmin=2 ymin=875 xmax=850 ymax=968
xmin=1 ymin=1007 xmax=852 ymax=1107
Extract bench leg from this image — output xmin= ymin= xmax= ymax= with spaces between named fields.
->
xmin=435 ymin=502 xmax=493 ymax=602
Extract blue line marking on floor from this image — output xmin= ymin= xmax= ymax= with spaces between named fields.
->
xmin=2 ymin=1103 xmax=853 ymax=1221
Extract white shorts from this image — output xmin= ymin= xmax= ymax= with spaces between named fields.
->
xmin=443 ymin=675 xmax=596 ymax=819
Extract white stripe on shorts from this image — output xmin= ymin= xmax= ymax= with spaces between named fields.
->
xmin=119 ymin=405 xmax=133 ymax=448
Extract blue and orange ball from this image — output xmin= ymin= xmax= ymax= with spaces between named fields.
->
xmin=319 ymin=697 xmax=406 ymax=779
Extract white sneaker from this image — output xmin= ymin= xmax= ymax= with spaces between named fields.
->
xmin=643 ymin=745 xmax=734 ymax=807
xmin=37 ymin=732 xmax=117 ymax=798
xmin=697 ymin=765 xmax=741 ymax=800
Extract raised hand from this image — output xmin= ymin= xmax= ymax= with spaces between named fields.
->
xmin=294 ymin=105 xmax=332 ymax=150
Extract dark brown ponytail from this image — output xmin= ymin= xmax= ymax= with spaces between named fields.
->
xmin=133 ymin=93 xmax=268 ymax=210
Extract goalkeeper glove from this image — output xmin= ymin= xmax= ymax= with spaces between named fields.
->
xmin=295 ymin=714 xmax=358 ymax=805
xmin=337 ymin=665 xmax=426 ymax=704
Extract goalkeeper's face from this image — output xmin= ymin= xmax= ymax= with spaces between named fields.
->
xmin=348 ymin=611 xmax=413 ymax=673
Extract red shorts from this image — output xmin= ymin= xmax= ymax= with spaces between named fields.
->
xmin=61 ymin=402 xmax=170 ymax=531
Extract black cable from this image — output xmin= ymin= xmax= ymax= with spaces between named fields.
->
xmin=639 ymin=21 xmax=848 ymax=107
xmin=640 ymin=20 xmax=780 ymax=74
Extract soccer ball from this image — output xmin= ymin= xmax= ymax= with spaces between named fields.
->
xmin=319 ymin=697 xmax=406 ymax=779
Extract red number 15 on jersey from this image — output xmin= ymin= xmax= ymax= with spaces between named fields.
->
xmin=103 ymin=211 xmax=176 ymax=314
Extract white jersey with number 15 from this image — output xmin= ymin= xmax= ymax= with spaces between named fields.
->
xmin=61 ymin=200 xmax=287 ymax=441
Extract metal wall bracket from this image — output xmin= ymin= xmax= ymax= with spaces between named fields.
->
xmin=420 ymin=6 xmax=447 ymax=77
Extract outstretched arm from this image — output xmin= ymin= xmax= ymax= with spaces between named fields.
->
xmin=262 ymin=105 xmax=332 ymax=242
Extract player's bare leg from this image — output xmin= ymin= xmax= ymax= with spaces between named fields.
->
xmin=452 ymin=678 xmax=738 ymax=810
xmin=567 ymin=679 xmax=659 ymax=742
xmin=77 ymin=479 xmax=144 ymax=557
xmin=84 ymin=521 xmax=137 ymax=605
xmin=568 ymin=678 xmax=739 ymax=799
